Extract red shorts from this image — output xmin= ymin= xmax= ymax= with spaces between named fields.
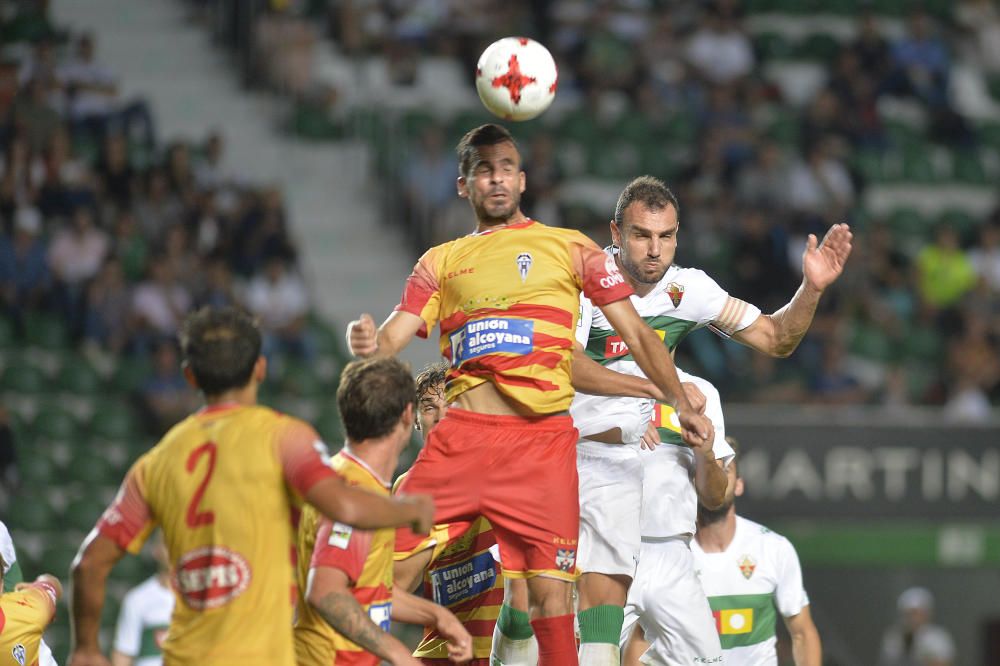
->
xmin=396 ymin=409 xmax=579 ymax=580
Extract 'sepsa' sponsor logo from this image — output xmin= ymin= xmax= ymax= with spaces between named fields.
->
xmin=450 ymin=318 xmax=533 ymax=365
xmin=175 ymin=546 xmax=251 ymax=610
xmin=429 ymin=550 xmax=498 ymax=607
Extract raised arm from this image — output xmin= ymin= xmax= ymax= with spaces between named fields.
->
xmin=347 ymin=311 xmax=425 ymax=358
xmin=598 ymin=298 xmax=712 ymax=446
xmin=784 ymin=606 xmax=822 ymax=666
xmin=70 ymin=532 xmax=125 ymax=666
xmin=733 ymin=223 xmax=852 ymax=358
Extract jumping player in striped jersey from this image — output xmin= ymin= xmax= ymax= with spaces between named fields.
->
xmin=348 ymin=125 xmax=712 ymax=666
xmin=568 ymin=175 xmax=851 ymax=665
xmin=69 ymin=307 xmax=435 ymax=666
xmin=690 ymin=438 xmax=822 ymax=666
xmin=295 ymin=358 xmax=471 ymax=666
xmin=394 ymin=363 xmax=507 ymax=666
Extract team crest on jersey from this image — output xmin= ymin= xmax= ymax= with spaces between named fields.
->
xmin=666 ymin=282 xmax=685 ymax=308
xmin=737 ymin=554 xmax=756 ymax=579
xmin=516 ymin=252 xmax=533 ymax=283
xmin=175 ymin=546 xmax=252 ymax=610
xmin=11 ymin=644 xmax=25 ymax=666
xmin=555 ymin=548 xmax=576 ymax=572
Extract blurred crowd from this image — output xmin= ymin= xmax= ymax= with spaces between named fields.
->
xmin=304 ymin=0 xmax=1000 ymax=417
xmin=0 ymin=2 xmax=315 ymax=436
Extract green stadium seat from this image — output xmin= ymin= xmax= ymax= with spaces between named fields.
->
xmin=400 ymin=110 xmax=436 ymax=140
xmin=0 ymin=317 xmax=14 ymax=350
xmin=614 ymin=111 xmax=653 ymax=144
xmin=906 ymin=362 xmax=940 ymax=402
xmin=314 ymin=411 xmax=344 ymax=445
xmin=851 ymin=150 xmax=889 ymax=184
xmin=33 ymin=404 xmax=81 ymax=441
xmin=111 ymin=357 xmax=152 ymax=394
xmin=797 ymin=34 xmax=841 ymax=63
xmin=641 ymin=145 xmax=684 ymax=181
xmin=901 ymin=145 xmax=935 ymax=183
xmin=69 ymin=447 xmax=120 ymax=486
xmin=885 ymin=120 xmax=924 ymax=151
xmin=754 ymin=33 xmax=796 ymax=62
xmin=979 ymin=122 xmax=1000 ymax=151
xmin=870 ymin=0 xmax=906 ymax=16
xmin=89 ymin=408 xmax=139 ymax=440
xmin=766 ymin=115 xmax=799 ymax=147
xmin=587 ymin=139 xmax=640 ymax=180
xmin=849 ymin=323 xmax=893 ymax=362
xmin=37 ymin=541 xmax=82 ymax=579
xmin=886 ymin=207 xmax=931 ymax=237
xmin=556 ymin=109 xmax=602 ymax=143
xmin=1 ymin=360 xmax=48 ymax=394
xmin=56 ymin=358 xmax=104 ymax=394
xmin=825 ymin=0 xmax=860 ymax=14
xmin=935 ymin=208 xmax=981 ymax=241
xmin=951 ymin=151 xmax=988 ymax=185
xmin=17 ymin=454 xmax=57 ymax=487
xmin=7 ymin=490 xmax=53 ymax=530
xmin=23 ymin=313 xmax=69 ymax=350
xmin=61 ymin=495 xmax=110 ymax=532
xmin=113 ymin=553 xmax=155 ymax=585
xmin=743 ymin=0 xmax=777 ymax=13
xmin=902 ymin=327 xmax=943 ymax=363
xmin=661 ymin=113 xmax=697 ymax=143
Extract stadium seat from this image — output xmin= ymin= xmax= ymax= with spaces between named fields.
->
xmin=56 ymin=358 xmax=104 ymax=394
xmin=279 ymin=361 xmax=327 ymax=398
xmin=314 ymin=411 xmax=344 ymax=445
xmin=33 ymin=404 xmax=81 ymax=441
xmin=797 ymin=34 xmax=841 ymax=63
xmin=869 ymin=0 xmax=906 ymax=16
xmin=766 ymin=114 xmax=800 ymax=147
xmin=23 ymin=312 xmax=69 ymax=351
xmin=950 ymin=151 xmax=987 ymax=185
xmin=743 ymin=0 xmax=777 ymax=13
xmin=111 ymin=357 xmax=152 ymax=394
xmin=935 ymin=208 xmax=981 ymax=241
xmin=89 ymin=408 xmax=139 ymax=440
xmin=886 ymin=207 xmax=931 ymax=237
xmin=18 ymin=453 xmax=56 ymax=487
xmin=979 ymin=121 xmax=1000 ymax=151
xmin=69 ymin=448 xmax=119 ymax=486
xmin=754 ymin=33 xmax=796 ymax=62
xmin=1 ymin=360 xmax=49 ymax=394
xmin=902 ymin=327 xmax=943 ymax=363
xmin=849 ymin=323 xmax=893 ymax=363
xmin=901 ymin=145 xmax=935 ymax=183
xmin=37 ymin=540 xmax=83 ymax=579
xmin=587 ymin=139 xmax=640 ymax=180
xmin=885 ymin=120 xmax=924 ymax=151
xmin=0 ymin=317 xmax=14 ymax=350
xmin=7 ymin=490 xmax=53 ymax=530
xmin=661 ymin=113 xmax=697 ymax=143
xmin=61 ymin=495 xmax=111 ymax=532
xmin=851 ymin=150 xmax=889 ymax=184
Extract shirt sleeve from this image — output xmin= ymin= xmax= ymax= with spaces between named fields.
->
xmin=310 ymin=517 xmax=374 ymax=585
xmin=394 ymin=248 xmax=442 ymax=338
xmin=97 ymin=457 xmax=156 ymax=555
xmin=571 ymin=236 xmax=634 ymax=306
xmin=277 ymin=419 xmax=337 ymax=498
xmin=683 ymin=269 xmax=761 ymax=337
xmin=773 ymin=535 xmax=810 ymax=617
xmin=112 ymin=589 xmax=143 ymax=656
xmin=703 ymin=381 xmax=732 ymax=462
xmin=575 ymin=294 xmax=594 ymax=347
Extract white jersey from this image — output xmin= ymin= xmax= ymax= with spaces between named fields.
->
xmin=572 ymin=257 xmax=760 ymax=443
xmin=113 ymin=576 xmax=175 ymax=666
xmin=691 ymin=516 xmax=810 ymax=666
xmin=640 ymin=370 xmax=733 ymax=538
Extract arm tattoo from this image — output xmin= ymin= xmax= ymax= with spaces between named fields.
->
xmin=313 ymin=591 xmax=391 ymax=659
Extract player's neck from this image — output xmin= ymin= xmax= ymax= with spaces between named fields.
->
xmin=203 ymin=384 xmax=258 ymax=408
xmin=343 ymin=439 xmax=401 ymax=487
xmin=475 ymin=210 xmax=529 ymax=234
xmin=616 ymin=256 xmax=658 ymax=298
xmin=695 ymin=509 xmax=737 ymax=552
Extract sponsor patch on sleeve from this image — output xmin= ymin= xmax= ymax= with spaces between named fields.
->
xmin=328 ymin=523 xmax=353 ymax=549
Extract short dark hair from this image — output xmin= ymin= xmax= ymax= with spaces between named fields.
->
xmin=415 ymin=362 xmax=448 ymax=403
xmin=338 ymin=358 xmax=416 ymax=442
xmin=726 ymin=435 xmax=741 ymax=475
xmin=180 ymin=306 xmax=261 ymax=396
xmin=613 ymin=175 xmax=680 ymax=229
xmin=456 ymin=123 xmax=518 ymax=178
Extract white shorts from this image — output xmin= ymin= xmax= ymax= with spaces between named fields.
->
xmin=622 ymin=537 xmax=723 ymax=665
xmin=576 ymin=439 xmax=642 ymax=579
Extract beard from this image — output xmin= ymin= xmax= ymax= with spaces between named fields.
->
xmin=697 ymin=498 xmax=734 ymax=527
xmin=618 ymin=250 xmax=669 ymax=285
xmin=472 ymin=191 xmax=520 ymax=224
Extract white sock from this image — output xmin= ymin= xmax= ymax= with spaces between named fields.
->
xmin=579 ymin=641 xmax=621 ymax=666
xmin=491 ymin=624 xmax=539 ymax=666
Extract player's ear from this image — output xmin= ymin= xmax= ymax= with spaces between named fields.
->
xmin=610 ymin=220 xmax=622 ymax=248
xmin=518 ymin=169 xmax=525 ymax=194
xmin=734 ymin=477 xmax=745 ymax=497
xmin=182 ymin=362 xmax=199 ymax=390
xmin=253 ymin=356 xmax=267 ymax=384
xmin=400 ymin=403 xmax=415 ymax=432
xmin=456 ymin=175 xmax=469 ymax=199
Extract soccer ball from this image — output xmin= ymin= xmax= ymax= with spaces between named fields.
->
xmin=475 ymin=37 xmax=558 ymax=121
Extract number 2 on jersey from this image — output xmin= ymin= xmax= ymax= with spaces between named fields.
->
xmin=186 ymin=441 xmax=217 ymax=527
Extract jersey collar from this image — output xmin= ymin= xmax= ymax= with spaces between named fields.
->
xmin=340 ymin=447 xmax=392 ymax=489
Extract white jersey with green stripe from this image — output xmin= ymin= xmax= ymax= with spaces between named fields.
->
xmin=113 ymin=576 xmax=175 ymax=666
xmin=691 ymin=516 xmax=810 ymax=665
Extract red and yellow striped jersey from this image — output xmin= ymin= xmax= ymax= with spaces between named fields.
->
xmin=295 ymin=450 xmax=394 ymax=666
xmin=0 ymin=581 xmax=58 ymax=666
xmin=96 ymin=404 xmax=337 ymax=666
xmin=396 ymin=220 xmax=632 ymax=414
xmin=405 ymin=517 xmax=503 ymax=661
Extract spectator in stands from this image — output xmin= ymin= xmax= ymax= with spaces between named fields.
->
xmin=47 ymin=204 xmax=109 ymax=334
xmin=8 ymin=77 xmax=61 ymax=154
xmin=111 ymin=209 xmax=149 ymax=283
xmin=702 ymin=85 xmax=755 ymax=170
xmin=162 ymin=224 xmax=201 ymax=294
xmin=786 ymin=138 xmax=855 ymax=220
xmin=96 ymin=133 xmax=136 ymax=209
xmin=232 ymin=186 xmax=290 ymax=275
xmin=134 ymin=167 xmax=183 ymax=240
xmin=138 ymin=338 xmax=199 ymax=436
xmin=193 ymin=130 xmax=230 ymax=191
xmin=129 ymin=253 xmax=192 ymax=352
xmin=729 ymin=208 xmax=791 ymax=311
xmin=245 ymin=248 xmax=312 ymax=359
xmin=520 ymin=133 xmax=563 ymax=228
xmin=956 ymin=0 xmax=1000 ymax=74
xmin=164 ymin=141 xmax=197 ymax=203
xmin=685 ymin=3 xmax=754 ymax=85
xmin=969 ymin=222 xmax=1000 ymax=293
xmin=37 ymin=125 xmax=94 ymax=219
xmin=0 ymin=207 xmax=48 ymax=333
xmin=826 ymin=50 xmax=886 ymax=150
xmin=0 ymin=405 xmax=17 ymax=501
xmin=879 ymin=587 xmax=955 ymax=666
xmin=810 ymin=338 xmax=868 ymax=405
xmin=83 ymin=256 xmax=130 ymax=354
xmin=0 ymin=134 xmax=42 ymax=219
xmin=736 ymin=140 xmax=790 ymax=209
xmin=916 ymin=225 xmax=977 ymax=311
xmin=194 ymin=252 xmax=238 ymax=309
xmin=402 ymin=124 xmax=455 ymax=245
xmin=849 ymin=12 xmax=892 ymax=85
xmin=799 ymin=88 xmax=852 ymax=153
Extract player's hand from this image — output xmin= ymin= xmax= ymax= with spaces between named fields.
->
xmin=802 ymin=223 xmax=853 ymax=292
xmin=682 ymin=382 xmax=707 ymax=414
xmin=678 ymin=411 xmax=713 ymax=453
xmin=639 ymin=420 xmax=660 ymax=451
xmin=434 ymin=608 xmax=474 ymax=663
xmin=346 ymin=313 xmax=378 ymax=357
xmin=67 ymin=649 xmax=112 ymax=666
xmin=402 ymin=493 xmax=435 ymax=535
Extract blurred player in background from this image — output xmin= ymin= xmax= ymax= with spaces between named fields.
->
xmin=879 ymin=587 xmax=954 ymax=666
xmin=686 ymin=437 xmax=822 ymax=666
xmin=569 ymin=175 xmax=850 ymax=664
xmin=1 ymin=520 xmax=60 ymax=666
xmin=616 ymin=372 xmax=731 ymax=666
xmin=69 ymin=306 xmax=435 ymax=666
xmin=295 ymin=358 xmax=471 ymax=666
xmin=111 ymin=533 xmax=173 ymax=666
xmin=347 ymin=124 xmax=711 ymax=666
xmin=393 ymin=363 xmax=508 ymax=666
xmin=0 ymin=551 xmax=63 ymax=666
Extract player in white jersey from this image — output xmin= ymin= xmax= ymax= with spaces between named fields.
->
xmin=112 ymin=534 xmax=174 ymax=666
xmin=688 ymin=438 xmax=821 ymax=666
xmin=1 ymin=520 xmax=60 ymax=666
xmin=569 ymin=175 xmax=851 ymax=665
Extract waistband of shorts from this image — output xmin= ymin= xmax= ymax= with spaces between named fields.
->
xmin=576 ymin=438 xmax=641 ymax=460
xmin=641 ymin=533 xmax=692 ymax=545
xmin=442 ymin=408 xmax=575 ymax=431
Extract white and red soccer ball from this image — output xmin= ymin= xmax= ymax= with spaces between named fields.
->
xmin=475 ymin=37 xmax=558 ymax=121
